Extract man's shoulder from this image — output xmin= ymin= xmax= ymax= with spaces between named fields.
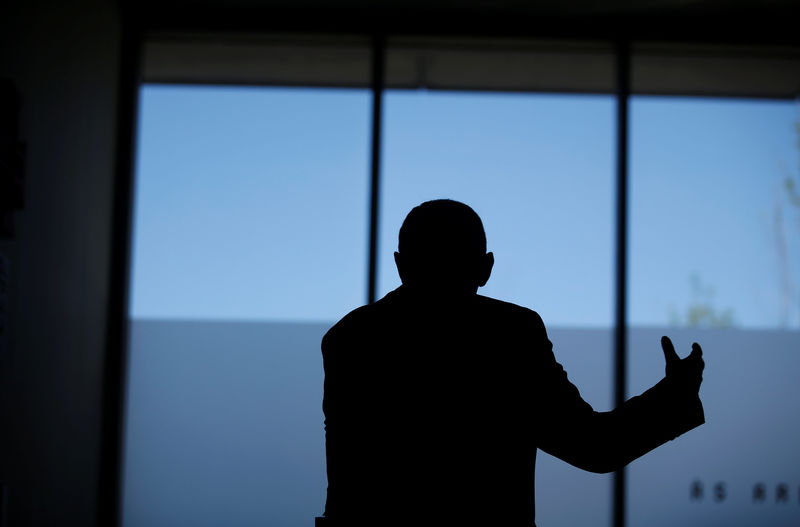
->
xmin=322 ymin=303 xmax=374 ymax=347
xmin=322 ymin=289 xmax=398 ymax=349
xmin=473 ymin=294 xmax=546 ymax=327
xmin=322 ymin=289 xmax=547 ymax=350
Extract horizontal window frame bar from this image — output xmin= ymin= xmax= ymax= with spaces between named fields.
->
xmin=142 ymin=32 xmax=800 ymax=99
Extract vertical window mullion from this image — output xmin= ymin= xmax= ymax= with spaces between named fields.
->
xmin=612 ymin=38 xmax=631 ymax=527
xmin=367 ymin=34 xmax=386 ymax=305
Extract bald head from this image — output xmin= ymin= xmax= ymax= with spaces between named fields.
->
xmin=394 ymin=199 xmax=494 ymax=294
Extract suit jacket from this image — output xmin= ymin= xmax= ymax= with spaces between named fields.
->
xmin=322 ymin=286 xmax=704 ymax=526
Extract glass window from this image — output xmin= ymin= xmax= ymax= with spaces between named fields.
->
xmin=123 ymin=85 xmax=370 ymax=527
xmin=129 ymin=85 xmax=370 ymax=322
xmin=628 ymin=97 xmax=800 ymax=526
xmin=379 ymin=90 xmax=616 ymax=527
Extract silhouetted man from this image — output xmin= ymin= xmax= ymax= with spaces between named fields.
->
xmin=322 ymin=199 xmax=704 ymax=526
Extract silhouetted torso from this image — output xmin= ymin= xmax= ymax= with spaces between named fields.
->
xmin=322 ymin=286 xmax=703 ymax=527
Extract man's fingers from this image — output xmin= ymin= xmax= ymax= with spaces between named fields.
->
xmin=690 ymin=343 xmax=705 ymax=373
xmin=661 ymin=336 xmax=680 ymax=365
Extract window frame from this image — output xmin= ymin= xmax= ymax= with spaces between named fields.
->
xmin=104 ymin=30 xmax=800 ymax=527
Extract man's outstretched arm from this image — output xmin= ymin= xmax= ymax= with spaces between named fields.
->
xmin=533 ymin=314 xmax=705 ymax=474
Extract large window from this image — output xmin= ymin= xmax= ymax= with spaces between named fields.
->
xmin=122 ymin=35 xmax=800 ymax=527
xmin=379 ymin=90 xmax=616 ymax=526
xmin=123 ymin=85 xmax=370 ymax=527
xmin=627 ymin=97 xmax=800 ymax=526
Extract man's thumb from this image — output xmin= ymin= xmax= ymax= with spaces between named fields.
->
xmin=661 ymin=336 xmax=680 ymax=365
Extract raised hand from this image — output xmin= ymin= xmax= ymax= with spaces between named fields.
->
xmin=661 ymin=336 xmax=704 ymax=394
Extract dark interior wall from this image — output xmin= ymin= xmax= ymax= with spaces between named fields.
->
xmin=0 ymin=0 xmax=121 ymax=524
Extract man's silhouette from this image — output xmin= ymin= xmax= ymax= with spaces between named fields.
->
xmin=322 ymin=199 xmax=705 ymax=526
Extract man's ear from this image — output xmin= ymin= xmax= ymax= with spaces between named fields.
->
xmin=477 ymin=252 xmax=494 ymax=287
xmin=394 ymin=251 xmax=408 ymax=284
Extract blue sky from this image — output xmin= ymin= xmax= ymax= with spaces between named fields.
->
xmin=129 ymin=85 xmax=800 ymax=328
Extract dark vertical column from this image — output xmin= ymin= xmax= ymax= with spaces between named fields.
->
xmin=98 ymin=12 xmax=141 ymax=527
xmin=612 ymin=39 xmax=631 ymax=527
xmin=367 ymin=35 xmax=385 ymax=305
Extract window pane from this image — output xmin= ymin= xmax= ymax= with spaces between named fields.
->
xmin=379 ymin=91 xmax=615 ymax=327
xmin=130 ymin=85 xmax=369 ymax=322
xmin=379 ymin=91 xmax=616 ymax=527
xmin=628 ymin=97 xmax=800 ymax=526
xmin=123 ymin=85 xmax=370 ymax=526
